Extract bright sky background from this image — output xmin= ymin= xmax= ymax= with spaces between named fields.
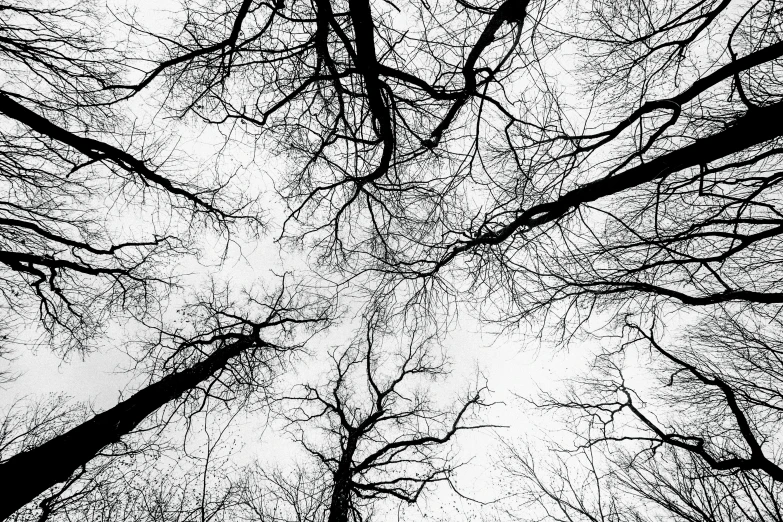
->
xmin=1 ymin=1 xmax=610 ymax=519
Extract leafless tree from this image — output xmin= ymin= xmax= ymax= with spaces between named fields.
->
xmin=0 ymin=278 xmax=332 ymax=520
xmin=0 ymin=1 xmax=261 ymax=351
xmin=4 ymin=402 xmax=250 ymax=522
xmin=272 ymin=317 xmax=495 ymax=522
xmin=531 ymin=310 xmax=783 ymax=480
xmin=109 ymin=0 xmax=783 ymax=315
xmin=234 ymin=465 xmax=332 ymax=522
xmin=5 ymin=317 xmax=491 ymax=522
xmin=496 ymin=438 xmax=783 ymax=522
xmin=0 ymin=4 xmax=329 ymax=518
xmin=496 ymin=305 xmax=783 ymax=521
xmin=7 ymin=0 xmax=783 ymax=520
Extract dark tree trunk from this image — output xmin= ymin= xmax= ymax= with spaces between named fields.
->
xmin=0 ymin=336 xmax=258 ymax=520
xmin=327 ymin=439 xmax=356 ymax=522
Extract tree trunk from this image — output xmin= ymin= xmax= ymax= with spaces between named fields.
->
xmin=327 ymin=439 xmax=356 ymax=522
xmin=0 ymin=336 xmax=258 ymax=520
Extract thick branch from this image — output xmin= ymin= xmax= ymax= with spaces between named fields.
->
xmin=433 ymin=100 xmax=783 ymax=275
xmin=0 ymin=92 xmax=229 ymax=218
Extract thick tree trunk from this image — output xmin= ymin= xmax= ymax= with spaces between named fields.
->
xmin=327 ymin=439 xmax=356 ymax=522
xmin=0 ymin=336 xmax=259 ymax=520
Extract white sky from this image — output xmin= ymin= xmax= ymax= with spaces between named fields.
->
xmin=1 ymin=1 xmax=610 ymax=520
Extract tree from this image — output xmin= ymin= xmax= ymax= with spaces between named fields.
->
xmin=115 ymin=0 xmax=783 ymax=507
xmin=0 ymin=1 xmax=260 ymax=352
xmin=4 ymin=318 xmax=493 ymax=522
xmin=492 ymin=305 xmax=783 ymax=521
xmin=0 ymin=279 xmax=332 ymax=520
xmin=111 ymin=0 xmax=783 ymax=307
xmin=525 ymin=308 xmax=783 ymax=478
xmin=6 ymin=0 xmax=783 ymax=520
xmin=0 ymin=2 xmax=301 ymax=518
xmin=496 ymin=441 xmax=783 ymax=522
xmin=4 ymin=400 xmax=250 ymax=522
xmin=235 ymin=465 xmax=332 ymax=522
xmin=271 ymin=318 xmax=494 ymax=522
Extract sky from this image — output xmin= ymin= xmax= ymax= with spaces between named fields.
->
xmin=1 ymin=1 xmax=610 ymax=519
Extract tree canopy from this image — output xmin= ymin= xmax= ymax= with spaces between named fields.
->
xmin=2 ymin=0 xmax=783 ymax=521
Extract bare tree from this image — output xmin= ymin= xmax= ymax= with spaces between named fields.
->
xmin=496 ymin=438 xmax=783 ymax=522
xmin=12 ymin=318 xmax=494 ymax=522
xmin=7 ymin=0 xmax=783 ymax=520
xmin=4 ymin=404 xmax=250 ymax=522
xmin=234 ymin=465 xmax=331 ymax=522
xmin=531 ymin=310 xmax=783 ymax=481
xmin=0 ymin=4 xmax=324 ymax=517
xmin=493 ymin=304 xmax=783 ymax=521
xmin=0 ymin=1 xmax=261 ymax=351
xmin=107 ymin=0 xmax=783 ymax=313
xmin=0 ymin=278 xmax=332 ymax=520
xmin=272 ymin=318 xmax=495 ymax=522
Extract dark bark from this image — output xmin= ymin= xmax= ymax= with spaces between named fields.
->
xmin=327 ymin=438 xmax=357 ymax=522
xmin=433 ymin=99 xmax=783 ymax=273
xmin=0 ymin=332 xmax=263 ymax=520
xmin=0 ymin=92 xmax=226 ymax=217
